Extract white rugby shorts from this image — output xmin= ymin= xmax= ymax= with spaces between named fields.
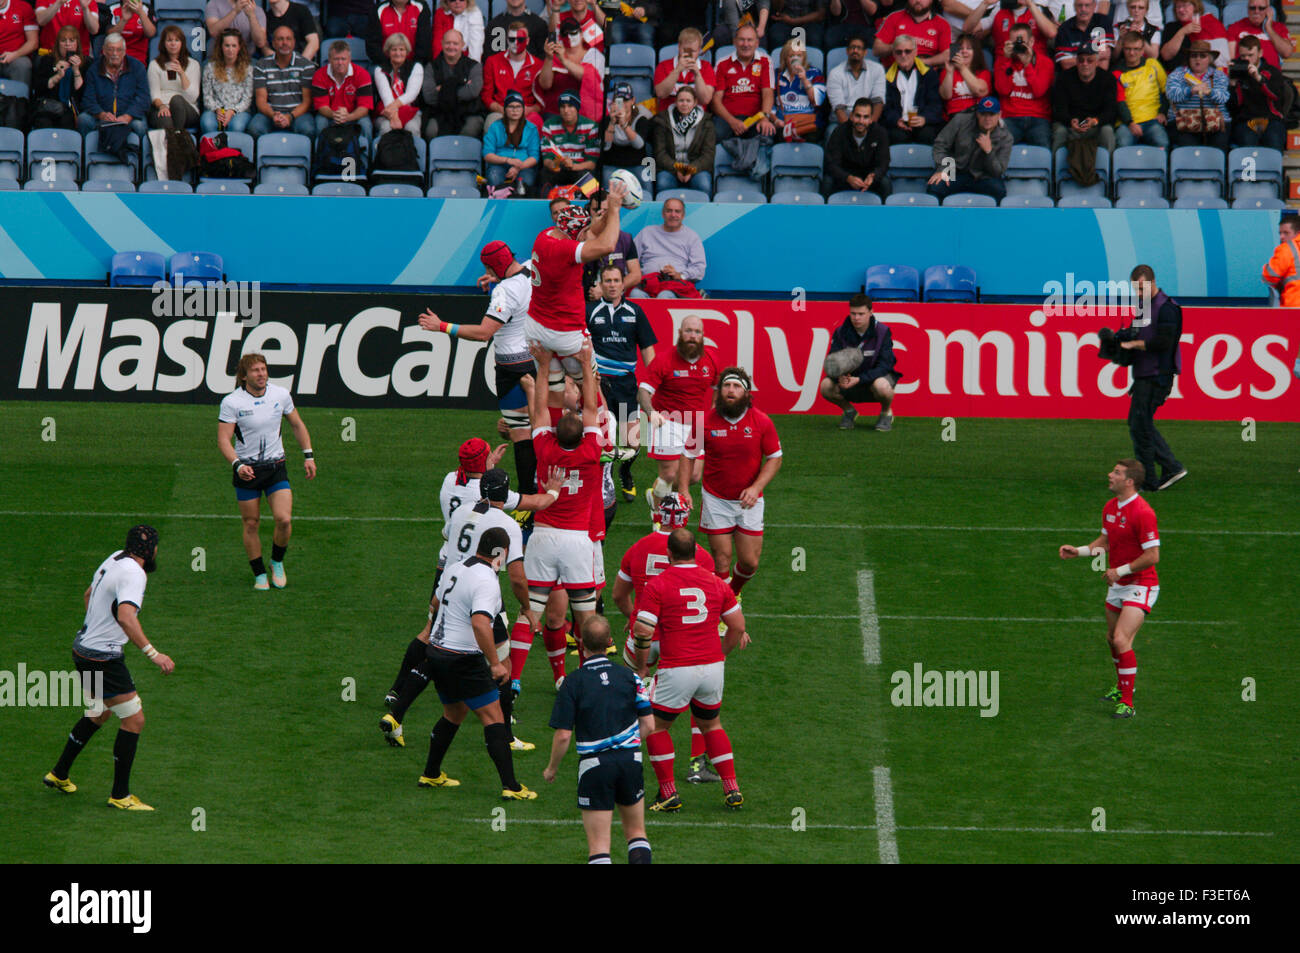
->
xmin=1105 ymin=583 xmax=1160 ymax=613
xmin=700 ymin=488 xmax=765 ymax=536
xmin=651 ymin=661 xmax=725 ymax=713
xmin=525 ymin=525 xmax=597 ymax=589
xmin=524 ymin=317 xmax=587 ymax=379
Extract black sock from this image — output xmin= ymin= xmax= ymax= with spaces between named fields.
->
xmin=111 ymin=729 xmax=140 ymax=800
xmin=498 ymin=675 xmax=514 ymax=733
xmin=588 ymin=853 xmax=613 ymax=864
xmin=390 ymin=660 xmax=431 ymax=724
xmin=424 ymin=717 xmax=459 ymax=778
xmin=619 ymin=449 xmax=639 ymax=487
xmin=595 ymin=594 xmax=605 ymax=616
xmin=514 ymin=438 xmax=537 ymax=495
xmin=271 ymin=543 xmax=287 ymax=563
xmin=250 ymin=557 xmax=266 ymax=577
xmin=628 ymin=837 xmax=652 ymax=864
xmin=390 ymin=639 xmax=426 ymax=697
xmin=604 ymin=503 xmax=617 ymax=533
xmin=484 ymin=721 xmax=519 ymax=790
xmin=53 ymin=716 xmax=101 ymax=778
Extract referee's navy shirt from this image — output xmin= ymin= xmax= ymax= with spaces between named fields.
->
xmin=586 ymin=298 xmax=657 ymax=379
xmin=548 ymin=656 xmax=651 ymax=756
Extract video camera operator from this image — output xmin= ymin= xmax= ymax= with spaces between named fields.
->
xmin=1228 ymin=34 xmax=1286 ymax=150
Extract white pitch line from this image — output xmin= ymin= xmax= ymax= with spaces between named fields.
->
xmin=899 ymin=825 xmax=1274 ymax=838
xmin=872 ymin=766 xmax=900 ymax=864
xmin=877 ymin=615 xmax=1230 ymax=626
xmin=858 ymin=570 xmax=881 ymax=666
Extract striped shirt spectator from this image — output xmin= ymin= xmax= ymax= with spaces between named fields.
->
xmin=249 ymin=28 xmax=314 ymax=136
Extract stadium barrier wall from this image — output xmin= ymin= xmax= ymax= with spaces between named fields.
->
xmin=0 ymin=193 xmax=1281 ymax=299
xmin=5 ymin=289 xmax=1297 ymax=421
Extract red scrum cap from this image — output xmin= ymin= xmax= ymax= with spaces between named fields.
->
xmin=479 ymin=241 xmax=515 ymax=280
xmin=457 ymin=438 xmax=490 ymax=482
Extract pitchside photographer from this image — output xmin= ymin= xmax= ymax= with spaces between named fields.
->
xmin=1227 ymin=35 xmax=1287 ymax=151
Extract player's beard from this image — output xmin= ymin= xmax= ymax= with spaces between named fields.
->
xmin=143 ymin=553 xmax=158 ymax=574
xmin=716 ymin=391 xmax=750 ymax=417
xmin=677 ymin=338 xmax=703 ymax=360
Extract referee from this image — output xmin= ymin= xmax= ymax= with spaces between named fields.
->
xmin=543 ymin=616 xmax=654 ymax=864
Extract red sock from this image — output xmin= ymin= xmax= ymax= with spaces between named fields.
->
xmin=703 ymin=727 xmax=739 ymax=793
xmin=647 ymin=730 xmax=676 ymax=798
xmin=731 ymin=564 xmax=755 ymax=595
xmin=543 ymin=624 xmax=567 ymax=682
xmin=689 ymin=716 xmax=705 ymax=758
xmin=573 ymin=620 xmax=587 ymax=664
xmin=509 ymin=618 xmax=534 ymax=681
xmin=1117 ymin=650 xmax=1137 ymax=706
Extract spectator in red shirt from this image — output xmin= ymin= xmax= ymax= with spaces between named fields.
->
xmin=537 ymin=16 xmax=604 ymax=119
xmin=940 ymin=31 xmax=990 ymax=117
xmin=1228 ymin=0 xmax=1294 ymax=68
xmin=712 ymin=22 xmax=776 ymax=141
xmin=366 ymin=0 xmax=432 ymax=66
xmin=483 ymin=21 xmax=542 ymax=131
xmin=993 ymin=20 xmax=1052 ymax=147
xmin=1160 ymin=0 xmax=1229 ymax=70
xmin=103 ymin=0 xmax=155 ymax=65
xmin=961 ymin=0 xmax=1056 ymax=57
xmin=312 ymin=39 xmax=374 ymax=140
xmin=874 ymin=0 xmax=950 ymax=68
xmin=653 ymin=26 xmax=716 ymax=113
xmin=547 ymin=0 xmax=604 ymax=53
xmin=35 ymin=0 xmax=100 ymax=58
xmin=0 ymin=0 xmax=38 ymax=86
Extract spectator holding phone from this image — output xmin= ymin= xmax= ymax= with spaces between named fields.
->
xmin=1160 ymin=0 xmax=1228 ymax=71
xmin=32 ymin=24 xmax=86 ymax=128
xmin=205 ymin=0 xmax=266 ymax=55
xmin=104 ymin=0 xmax=155 ymax=65
xmin=35 ymin=0 xmax=100 ymax=58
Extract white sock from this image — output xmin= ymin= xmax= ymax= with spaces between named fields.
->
xmin=652 ymin=477 xmax=672 ymax=500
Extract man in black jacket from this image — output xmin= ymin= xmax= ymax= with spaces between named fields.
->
xmin=1119 ymin=265 xmax=1187 ymax=492
xmin=422 ymin=28 xmax=485 ymax=139
xmin=1050 ymin=47 xmax=1119 ymax=153
xmin=1229 ymin=35 xmax=1287 ymax=151
xmin=824 ymin=97 xmax=891 ymax=198
xmin=819 ymin=294 xmax=901 ymax=431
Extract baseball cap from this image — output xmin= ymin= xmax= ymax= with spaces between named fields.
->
xmin=479 ymin=239 xmax=515 ymax=278
xmin=503 ymin=89 xmax=525 ymax=107
xmin=481 ymin=468 xmax=511 ymax=503
xmin=610 ymin=81 xmax=634 ymax=102
xmin=559 ymin=90 xmax=582 ymax=108
xmin=975 ymin=96 xmax=1001 ymax=114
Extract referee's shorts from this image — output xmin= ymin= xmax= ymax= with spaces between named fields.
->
xmin=425 ymin=645 xmax=500 ymax=710
xmin=599 ymin=373 xmax=640 ymax=430
xmin=577 ymin=748 xmax=645 ymax=811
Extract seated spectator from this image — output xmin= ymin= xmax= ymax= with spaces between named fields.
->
xmin=1228 ymin=34 xmax=1285 ymax=150
xmin=249 ymin=23 xmax=315 ymax=137
xmin=1055 ymin=0 xmax=1113 ymax=70
xmin=599 ymin=80 xmax=652 ymax=171
xmin=826 ymin=0 xmax=875 ymax=50
xmin=78 ymin=31 xmax=148 ymax=136
xmin=653 ymin=26 xmax=715 ymax=113
xmin=205 ymin=0 xmax=266 ymax=55
xmin=713 ymin=0 xmax=765 ymax=47
xmin=583 ymin=187 xmax=642 ymax=297
xmin=103 ymin=0 xmax=154 ymax=66
xmin=540 ymin=89 xmax=598 ymax=191
xmin=0 ymin=0 xmax=39 ymax=87
xmin=713 ymin=23 xmax=776 ymax=139
xmin=993 ymin=21 xmax=1052 ymax=147
xmin=829 ymin=35 xmax=885 ymax=126
xmin=201 ymin=28 xmax=253 ymax=134
xmin=1161 ymin=0 xmax=1228 ymax=71
xmin=630 ymin=197 xmax=706 ymax=299
xmin=875 ymin=0 xmax=950 ymax=68
xmin=537 ymin=16 xmax=604 ymax=119
xmin=1111 ymin=0 xmax=1161 ymax=61
xmin=481 ymin=21 xmax=542 ymax=130
xmin=773 ymin=38 xmax=827 ymax=142
xmin=1051 ymin=46 xmax=1117 ymax=152
xmin=366 ymin=0 xmax=430 ymax=66
xmin=146 ymin=24 xmax=199 ymax=129
xmin=824 ymin=96 xmax=891 ymax=198
xmin=488 ymin=0 xmax=548 ymax=57
xmin=547 ymin=0 xmax=603 ymax=53
xmin=421 ymin=26 xmax=482 ymax=137
xmin=264 ymin=0 xmax=318 ymax=60
xmin=882 ymin=35 xmax=943 ymax=145
xmin=483 ymin=88 xmax=540 ymax=193
xmin=312 ymin=38 xmax=374 ymax=141
xmin=940 ymin=31 xmax=990 ymax=118
xmin=651 ymin=85 xmax=715 ymax=193
xmin=819 ymin=293 xmax=899 ymax=431
xmin=1111 ymin=0 xmax=1165 ymax=30
xmin=1166 ymin=40 xmax=1229 ymax=150
xmin=1228 ymin=1 xmax=1293 ymax=68
xmin=1113 ymin=30 xmax=1168 ymax=148
xmin=373 ymin=31 xmax=424 ymax=135
xmin=927 ymin=94 xmax=1011 ymax=200
xmin=35 ymin=0 xmax=99 ymax=58
xmin=433 ymin=0 xmax=484 ymax=62
xmin=768 ymin=0 xmax=826 ymax=52
xmin=326 ymin=0 xmax=370 ymax=40
xmin=32 ymin=24 xmax=86 ymax=128
xmin=962 ymin=0 xmax=1056 ymax=60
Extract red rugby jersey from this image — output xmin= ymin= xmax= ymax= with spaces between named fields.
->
xmin=690 ymin=405 xmax=781 ymax=501
xmin=638 ymin=346 xmax=719 ymax=415
xmin=1102 ymin=493 xmax=1159 ymax=586
xmin=532 ymin=426 xmax=602 ymax=532
xmin=618 ymin=530 xmax=715 ymax=600
xmin=529 ymin=228 xmax=587 ymax=333
xmin=635 ymin=562 xmax=739 ymax=668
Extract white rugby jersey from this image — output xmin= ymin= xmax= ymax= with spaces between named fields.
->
xmin=445 ymin=499 xmax=525 ymax=566
xmin=484 ymin=269 xmax=532 ymax=366
xmin=437 ymin=470 xmax=521 ymax=565
xmin=218 ymin=383 xmax=295 ymax=464
xmin=430 ymin=557 xmax=503 ymax=654
xmin=73 ymin=551 xmax=147 ymax=657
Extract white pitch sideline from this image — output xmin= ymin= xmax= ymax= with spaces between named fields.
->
xmin=745 ymin=612 xmax=1228 ymax=626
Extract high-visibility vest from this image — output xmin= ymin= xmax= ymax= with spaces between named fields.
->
xmin=1263 ymin=238 xmax=1300 ymax=307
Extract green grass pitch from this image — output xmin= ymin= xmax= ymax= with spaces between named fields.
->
xmin=0 ymin=401 xmax=1295 ymax=863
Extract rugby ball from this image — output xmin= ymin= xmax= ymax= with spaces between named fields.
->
xmin=610 ymin=169 xmax=643 ymax=209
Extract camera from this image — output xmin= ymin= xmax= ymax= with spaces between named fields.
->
xmin=1012 ymin=39 xmax=1029 ymax=54
xmin=1097 ymin=326 xmax=1139 ymax=366
xmin=1227 ymin=59 xmax=1253 ymax=81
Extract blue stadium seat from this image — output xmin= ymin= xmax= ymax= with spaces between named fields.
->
xmin=884 ymin=191 xmax=938 ymax=206
xmin=999 ymin=194 xmax=1054 ymax=207
xmin=1054 ymin=146 xmax=1109 ymax=197
xmin=0 ymin=77 xmax=29 ymax=102
xmin=23 ymin=177 xmax=78 ymax=190
xmin=1114 ymin=195 xmax=1171 ymax=208
xmin=1057 ymin=193 xmax=1112 ymax=207
xmin=195 ymin=180 xmax=250 ymax=194
xmin=713 ymin=143 xmax=752 ymax=192
xmin=169 ymin=251 xmax=224 ymax=286
xmin=923 ymin=265 xmax=978 ymax=302
xmin=311 ymin=181 xmax=367 ymax=195
xmin=941 ymin=193 xmax=998 ymax=207
xmin=1111 ymin=145 xmax=1166 ymax=199
xmin=430 ymin=170 xmax=479 ymax=189
xmin=321 ymin=36 xmax=370 ymax=70
xmin=138 ymin=179 xmax=193 ymax=193
xmin=81 ymin=179 xmax=136 ymax=191
xmin=253 ymin=182 xmax=310 ymax=195
xmin=0 ymin=176 xmax=20 ymax=190
xmin=770 ymin=190 xmax=825 ymax=204
xmin=371 ymin=133 xmax=426 ymax=187
xmin=713 ymin=189 xmax=768 ymax=203
xmin=429 ymin=135 xmax=480 ymax=172
xmin=27 ymin=128 xmax=82 ymax=184
xmin=827 ymin=190 xmax=882 ymax=205
xmin=1169 ymin=146 xmax=1225 ymax=199
xmin=1115 ymin=178 xmax=1166 ymax=201
xmin=110 ymin=251 xmax=166 ymax=287
xmin=609 ymin=44 xmax=656 ymax=82
xmin=256 ymin=132 xmax=312 ymax=188
xmin=889 ymin=143 xmax=934 ymax=193
xmin=1058 ymin=179 xmax=1109 ymax=201
xmin=1232 ymin=196 xmax=1288 ymax=209
xmin=0 ymin=127 xmax=25 ymax=182
xmin=1220 ymin=0 xmax=1248 ymax=23
xmin=865 ymin=264 xmax=921 ymax=301
xmin=1172 ymin=195 xmax=1228 ymax=209
xmin=155 ymin=0 xmax=206 ymax=16
xmin=1005 ymin=144 xmax=1052 ymax=197
xmin=1227 ymin=147 xmax=1283 ymax=199
xmin=370 ymin=183 xmax=426 ymax=197
xmin=656 ymin=188 xmax=711 ymax=204
xmin=771 ymin=142 xmax=823 ymax=194
xmin=85 ymin=129 xmax=142 ymax=184
xmin=427 ymin=186 xmax=480 ymax=197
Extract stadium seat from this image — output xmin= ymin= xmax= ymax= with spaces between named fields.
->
xmin=429 ymin=136 xmax=481 ymax=176
xmin=23 ymin=178 xmax=78 ymax=190
xmin=1057 ymin=193 xmax=1112 ymax=207
xmin=1232 ymin=195 xmax=1288 ymax=209
xmin=27 ymin=128 xmax=82 ymax=184
xmin=427 ymin=186 xmax=479 ymax=197
xmin=370 ymin=183 xmax=425 ymax=197
xmin=109 ymin=251 xmax=166 ymax=287
xmin=1231 ymin=179 xmax=1282 ymax=202
xmin=1111 ymin=145 xmax=1167 ymax=199
xmin=199 ymin=132 xmax=255 ymax=185
xmin=0 ymin=77 xmax=29 ymax=103
xmin=609 ymin=43 xmax=656 ymax=83
xmin=713 ymin=189 xmax=768 ymax=203
xmin=80 ymin=179 xmax=136 ymax=191
xmin=1058 ymin=179 xmax=1109 ymax=201
xmin=656 ymin=187 xmax=711 ymax=204
xmin=713 ymin=143 xmax=752 ymax=193
xmin=155 ymin=0 xmax=207 ymax=16
xmin=1227 ymin=147 xmax=1283 ymax=199
xmin=1220 ymin=0 xmax=1248 ymax=22
xmin=885 ymin=192 xmax=938 ymax=206
xmin=169 ymin=251 xmax=224 ymax=286
xmin=256 ymin=132 xmax=312 ymax=188
xmin=253 ymin=182 xmax=310 ymax=195
xmin=865 ymin=264 xmax=921 ymax=301
xmin=941 ymin=192 xmax=998 ymax=207
xmin=770 ymin=190 xmax=825 ymax=204
xmin=195 ymin=180 xmax=250 ymax=194
xmin=430 ymin=170 xmax=479 ymax=189
xmin=827 ymin=190 xmax=882 ymax=205
xmin=312 ymin=181 xmax=367 ymax=196
xmin=1172 ymin=195 xmax=1228 ymax=209
xmin=1005 ymin=144 xmax=1053 ymax=197
xmin=827 ymin=47 xmax=848 ymax=75
xmin=999 ymin=194 xmax=1054 ymax=207
xmin=1169 ymin=146 xmax=1225 ymax=199
xmin=85 ymin=129 xmax=141 ymax=184
xmin=370 ymin=133 xmax=426 ymax=188
xmin=1054 ymin=146 xmax=1109 ymax=197
xmin=1115 ymin=178 xmax=1165 ymax=200
xmin=0 ymin=127 xmax=25 ymax=182
xmin=321 ymin=36 xmax=370 ymax=69
xmin=923 ymin=265 xmax=978 ymax=302
xmin=138 ymin=179 xmax=193 ymax=192
xmin=0 ymin=175 xmax=20 ymax=190
xmin=771 ymin=142 xmax=823 ymax=194
xmin=1114 ymin=195 xmax=1171 ymax=208
xmin=889 ymin=143 xmax=934 ymax=193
